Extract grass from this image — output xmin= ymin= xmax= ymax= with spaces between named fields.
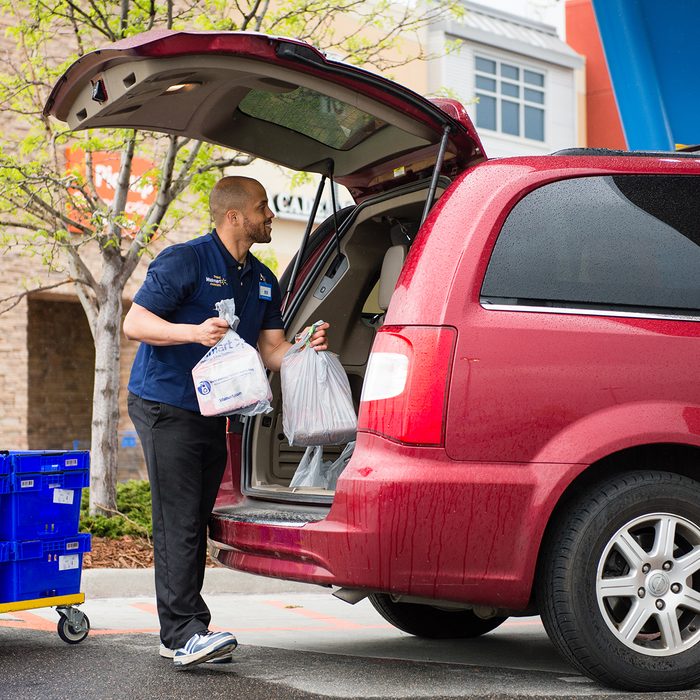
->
xmin=80 ymin=480 xmax=152 ymax=539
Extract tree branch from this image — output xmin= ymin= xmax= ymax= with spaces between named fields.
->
xmin=68 ymin=256 xmax=99 ymax=336
xmin=120 ymin=134 xmax=181 ymax=281
xmin=0 ymin=278 xmax=82 ymax=314
xmin=15 ymin=182 xmax=94 ymax=237
xmin=106 ymin=132 xmax=136 ymax=249
xmin=120 ymin=0 xmax=130 ymax=38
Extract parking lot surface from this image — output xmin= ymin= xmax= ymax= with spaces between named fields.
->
xmin=1 ymin=574 xmax=700 ymax=699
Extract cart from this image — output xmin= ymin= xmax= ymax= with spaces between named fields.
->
xmin=0 ymin=592 xmax=90 ymax=643
xmin=0 ymin=451 xmax=91 ymax=644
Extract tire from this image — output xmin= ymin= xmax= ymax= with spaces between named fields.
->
xmin=57 ymin=612 xmax=90 ymax=644
xmin=538 ymin=470 xmax=700 ymax=691
xmin=368 ymin=593 xmax=507 ymax=639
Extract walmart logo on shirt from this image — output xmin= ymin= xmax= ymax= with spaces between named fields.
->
xmin=206 ymin=275 xmax=228 ymax=287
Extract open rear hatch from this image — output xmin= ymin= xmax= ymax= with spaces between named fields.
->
xmin=45 ymin=30 xmax=486 ymax=505
xmin=44 ymin=29 xmax=485 ymax=199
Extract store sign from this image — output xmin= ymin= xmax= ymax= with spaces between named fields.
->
xmin=65 ymin=147 xmax=157 ymax=232
xmin=271 ymin=190 xmax=352 ymax=222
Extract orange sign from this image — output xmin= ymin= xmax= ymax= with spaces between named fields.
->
xmin=65 ymin=147 xmax=157 ymax=233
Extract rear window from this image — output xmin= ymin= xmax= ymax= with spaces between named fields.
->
xmin=481 ymin=175 xmax=700 ymax=315
xmin=238 ymin=86 xmax=386 ymax=150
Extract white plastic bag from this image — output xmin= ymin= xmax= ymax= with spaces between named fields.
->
xmin=324 ymin=441 xmax=355 ymax=490
xmin=289 ymin=446 xmax=329 ymax=488
xmin=281 ymin=320 xmax=357 ymax=446
xmin=192 ymin=299 xmax=272 ymax=417
xmin=289 ymin=441 xmax=356 ymax=490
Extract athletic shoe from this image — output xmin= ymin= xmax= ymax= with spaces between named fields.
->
xmin=159 ymin=642 xmax=233 ymax=664
xmin=171 ymin=631 xmax=238 ymax=668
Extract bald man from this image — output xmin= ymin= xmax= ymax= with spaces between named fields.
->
xmin=124 ymin=176 xmax=328 ymax=667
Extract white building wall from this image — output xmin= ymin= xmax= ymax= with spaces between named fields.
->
xmin=441 ymin=37 xmax=579 ymax=158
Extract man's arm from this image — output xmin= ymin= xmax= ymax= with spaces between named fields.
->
xmin=123 ymin=302 xmax=230 ymax=347
xmin=258 ymin=322 xmax=329 ymax=372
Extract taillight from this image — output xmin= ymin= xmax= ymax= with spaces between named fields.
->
xmin=358 ymin=325 xmax=456 ymax=446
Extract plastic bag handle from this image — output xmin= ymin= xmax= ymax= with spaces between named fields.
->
xmin=295 ymin=319 xmax=324 ymax=347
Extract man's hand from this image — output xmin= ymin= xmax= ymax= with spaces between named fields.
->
xmin=258 ymin=321 xmax=331 ymax=372
xmin=193 ymin=318 xmax=230 ymax=347
xmin=303 ymin=321 xmax=329 ymax=352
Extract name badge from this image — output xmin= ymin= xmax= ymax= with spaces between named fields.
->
xmin=259 ymin=282 xmax=272 ymax=301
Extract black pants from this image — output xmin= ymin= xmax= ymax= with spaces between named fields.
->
xmin=127 ymin=393 xmax=228 ymax=649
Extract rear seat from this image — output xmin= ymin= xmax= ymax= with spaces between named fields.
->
xmin=378 ymin=244 xmax=408 ymax=314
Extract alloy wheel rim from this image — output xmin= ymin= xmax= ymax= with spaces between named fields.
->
xmin=596 ymin=512 xmax=700 ymax=656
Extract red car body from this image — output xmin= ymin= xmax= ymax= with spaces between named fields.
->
xmin=212 ymin=154 xmax=700 ymax=610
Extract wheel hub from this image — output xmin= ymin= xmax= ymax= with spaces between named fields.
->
xmin=596 ymin=512 xmax=700 ymax=657
xmin=647 ymin=572 xmax=670 ymax=597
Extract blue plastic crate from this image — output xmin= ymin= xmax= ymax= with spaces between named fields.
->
xmin=9 ymin=451 xmax=90 ymax=475
xmin=0 ymin=534 xmax=91 ymax=603
xmin=0 ymin=452 xmax=8 ymax=476
xmin=0 ymin=471 xmax=88 ymax=540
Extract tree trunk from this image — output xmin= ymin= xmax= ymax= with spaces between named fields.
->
xmin=88 ymin=266 xmax=123 ymax=516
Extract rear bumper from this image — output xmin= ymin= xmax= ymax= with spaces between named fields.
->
xmin=210 ymin=432 xmax=578 ymax=609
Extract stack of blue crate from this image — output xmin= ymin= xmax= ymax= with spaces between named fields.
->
xmin=0 ymin=451 xmax=91 ymax=604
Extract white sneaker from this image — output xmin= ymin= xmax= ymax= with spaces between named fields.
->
xmin=162 ymin=631 xmax=237 ymax=667
xmin=160 ymin=643 xmax=234 ymax=663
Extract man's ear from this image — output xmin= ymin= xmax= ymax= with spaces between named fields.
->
xmin=226 ymin=209 xmax=239 ymax=225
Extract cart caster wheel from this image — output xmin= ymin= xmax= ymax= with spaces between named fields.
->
xmin=57 ymin=612 xmax=90 ymax=644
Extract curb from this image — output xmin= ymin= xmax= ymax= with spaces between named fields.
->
xmin=81 ymin=567 xmax=329 ymax=599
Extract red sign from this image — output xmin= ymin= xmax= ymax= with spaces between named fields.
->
xmin=65 ymin=147 xmax=157 ymax=233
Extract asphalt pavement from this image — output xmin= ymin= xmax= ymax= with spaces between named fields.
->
xmin=2 ymin=568 xmax=700 ymax=699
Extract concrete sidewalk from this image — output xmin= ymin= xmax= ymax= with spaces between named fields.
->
xmin=82 ymin=566 xmax=328 ymax=598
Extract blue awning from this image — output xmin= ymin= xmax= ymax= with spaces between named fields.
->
xmin=592 ymin=0 xmax=700 ymax=150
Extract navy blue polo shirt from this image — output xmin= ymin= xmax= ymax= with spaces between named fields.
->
xmin=128 ymin=230 xmax=284 ymax=412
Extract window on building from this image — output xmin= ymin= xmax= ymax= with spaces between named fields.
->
xmin=481 ymin=175 xmax=700 ymax=315
xmin=474 ymin=56 xmax=545 ymax=141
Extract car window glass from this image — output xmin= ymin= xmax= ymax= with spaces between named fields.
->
xmin=481 ymin=175 xmax=700 ymax=314
xmin=238 ymin=87 xmax=387 ymax=151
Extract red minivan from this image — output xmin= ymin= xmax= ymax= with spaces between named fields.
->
xmin=47 ymin=31 xmax=700 ymax=691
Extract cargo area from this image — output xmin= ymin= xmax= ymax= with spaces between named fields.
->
xmin=243 ymin=182 xmax=443 ymax=500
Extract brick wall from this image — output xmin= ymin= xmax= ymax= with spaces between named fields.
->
xmin=26 ymin=297 xmax=94 ymax=450
xmin=0 ymin=254 xmax=29 ymax=449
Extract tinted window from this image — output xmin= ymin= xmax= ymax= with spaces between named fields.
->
xmin=481 ymin=175 xmax=700 ymax=314
xmin=239 ymin=87 xmax=386 ymax=151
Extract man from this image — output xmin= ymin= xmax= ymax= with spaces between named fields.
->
xmin=124 ymin=176 xmax=329 ymax=667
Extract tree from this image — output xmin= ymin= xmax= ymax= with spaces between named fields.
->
xmin=0 ymin=0 xmax=458 ymax=515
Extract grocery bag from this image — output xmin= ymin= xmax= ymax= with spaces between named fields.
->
xmin=289 ymin=441 xmax=355 ymax=490
xmin=324 ymin=441 xmax=355 ymax=490
xmin=289 ymin=446 xmax=329 ymax=488
xmin=281 ymin=320 xmax=357 ymax=446
xmin=192 ymin=299 xmax=272 ymax=417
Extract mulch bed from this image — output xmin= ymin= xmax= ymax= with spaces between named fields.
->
xmin=82 ymin=535 xmax=221 ymax=568
xmin=83 ymin=536 xmax=154 ymax=569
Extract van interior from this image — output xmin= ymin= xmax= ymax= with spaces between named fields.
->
xmin=245 ymin=181 xmax=444 ymax=500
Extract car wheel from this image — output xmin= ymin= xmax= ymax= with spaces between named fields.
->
xmin=368 ymin=593 xmax=507 ymax=638
xmin=538 ymin=470 xmax=700 ymax=691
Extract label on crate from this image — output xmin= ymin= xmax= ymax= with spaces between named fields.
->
xmin=65 ymin=458 xmax=78 ymax=467
xmin=59 ymin=554 xmax=79 ymax=571
xmin=20 ymin=479 xmax=34 ymax=489
xmin=53 ymin=488 xmax=74 ymax=505
xmin=66 ymin=541 xmax=79 ymax=551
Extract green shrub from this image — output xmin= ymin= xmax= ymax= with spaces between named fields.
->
xmin=80 ymin=480 xmax=152 ymax=539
